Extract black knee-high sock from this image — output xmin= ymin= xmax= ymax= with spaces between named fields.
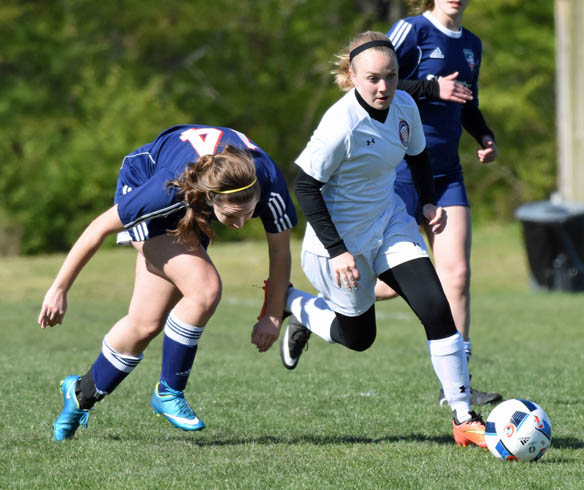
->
xmin=378 ymin=257 xmax=456 ymax=340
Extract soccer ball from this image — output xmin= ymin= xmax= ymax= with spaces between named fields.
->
xmin=485 ymin=399 xmax=552 ymax=462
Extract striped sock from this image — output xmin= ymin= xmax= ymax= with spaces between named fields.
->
xmin=160 ymin=310 xmax=205 ymax=392
xmin=91 ymin=338 xmax=143 ymax=395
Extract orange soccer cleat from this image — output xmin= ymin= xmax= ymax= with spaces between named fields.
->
xmin=257 ymin=279 xmax=292 ymax=320
xmin=453 ymin=410 xmax=487 ymax=448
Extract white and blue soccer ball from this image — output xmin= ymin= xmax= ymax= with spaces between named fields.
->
xmin=485 ymin=398 xmax=552 ymax=462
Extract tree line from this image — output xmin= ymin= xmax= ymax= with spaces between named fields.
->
xmin=0 ymin=0 xmax=555 ymax=254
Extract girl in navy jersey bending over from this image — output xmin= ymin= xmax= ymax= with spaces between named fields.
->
xmin=39 ymin=124 xmax=296 ymax=440
xmin=276 ymin=31 xmax=486 ymax=448
xmin=382 ymin=0 xmax=501 ymax=407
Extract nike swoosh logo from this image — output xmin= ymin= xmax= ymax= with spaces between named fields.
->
xmin=66 ymin=380 xmax=76 ymax=400
xmin=164 ymin=412 xmax=201 ymax=426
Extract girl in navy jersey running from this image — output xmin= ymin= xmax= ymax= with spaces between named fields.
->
xmin=381 ymin=0 xmax=501 ymax=407
xmin=275 ymin=31 xmax=486 ymax=448
xmin=39 ymin=125 xmax=296 ymax=440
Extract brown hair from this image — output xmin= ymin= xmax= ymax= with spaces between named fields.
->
xmin=408 ymin=0 xmax=434 ymax=15
xmin=333 ymin=31 xmax=396 ymax=91
xmin=166 ymin=145 xmax=260 ymax=247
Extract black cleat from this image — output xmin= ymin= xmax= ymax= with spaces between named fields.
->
xmin=280 ymin=315 xmax=310 ymax=370
xmin=439 ymin=386 xmax=502 ymax=407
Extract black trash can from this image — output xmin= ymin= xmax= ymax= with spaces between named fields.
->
xmin=515 ymin=200 xmax=584 ymax=292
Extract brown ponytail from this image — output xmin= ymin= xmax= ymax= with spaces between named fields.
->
xmin=166 ymin=145 xmax=260 ymax=248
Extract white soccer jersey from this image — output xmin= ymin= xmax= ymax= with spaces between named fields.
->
xmin=295 ymin=89 xmax=425 ymax=256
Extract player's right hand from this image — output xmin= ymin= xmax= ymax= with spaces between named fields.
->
xmin=438 ymin=72 xmax=473 ymax=104
xmin=330 ymin=251 xmax=360 ymax=290
xmin=423 ymin=204 xmax=447 ymax=234
xmin=38 ymin=287 xmax=68 ymax=328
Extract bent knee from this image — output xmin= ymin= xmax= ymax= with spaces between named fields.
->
xmin=345 ymin=333 xmax=376 ymax=352
xmin=184 ymin=276 xmax=222 ymax=316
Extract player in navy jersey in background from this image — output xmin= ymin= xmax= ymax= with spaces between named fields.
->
xmin=274 ymin=31 xmax=486 ymax=448
xmin=380 ymin=0 xmax=501 ymax=407
xmin=39 ymin=124 xmax=296 ymax=440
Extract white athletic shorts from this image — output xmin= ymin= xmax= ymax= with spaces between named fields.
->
xmin=301 ymin=212 xmax=428 ymax=317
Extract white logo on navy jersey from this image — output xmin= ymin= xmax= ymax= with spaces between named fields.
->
xmin=399 ymin=120 xmax=410 ymax=146
xmin=463 ymin=49 xmax=476 ymax=72
xmin=429 ymin=47 xmax=445 ymax=59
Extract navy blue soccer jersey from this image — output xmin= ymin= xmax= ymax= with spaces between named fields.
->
xmin=388 ymin=12 xmax=483 ymax=180
xmin=114 ymin=125 xmax=297 ymax=242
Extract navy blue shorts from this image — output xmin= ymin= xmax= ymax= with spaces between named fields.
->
xmin=395 ymin=173 xmax=469 ymax=225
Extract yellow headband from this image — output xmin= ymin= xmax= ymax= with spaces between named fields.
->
xmin=213 ymin=176 xmax=257 ymax=194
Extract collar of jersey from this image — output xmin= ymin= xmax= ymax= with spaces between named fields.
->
xmin=354 ymin=90 xmax=389 ymax=124
xmin=423 ymin=11 xmax=463 ymax=38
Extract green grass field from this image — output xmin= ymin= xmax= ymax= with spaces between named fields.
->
xmin=1 ymin=223 xmax=583 ymax=489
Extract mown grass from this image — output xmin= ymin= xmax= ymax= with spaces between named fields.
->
xmin=0 ymin=223 xmax=582 ymax=489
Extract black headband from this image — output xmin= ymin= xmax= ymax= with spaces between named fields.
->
xmin=349 ymin=39 xmax=395 ymax=62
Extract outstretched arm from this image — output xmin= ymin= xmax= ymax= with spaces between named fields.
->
xmin=251 ymin=229 xmax=291 ymax=352
xmin=38 ymin=205 xmax=125 ymax=328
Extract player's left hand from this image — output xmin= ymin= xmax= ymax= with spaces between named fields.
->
xmin=477 ymin=136 xmax=497 ymax=164
xmin=251 ymin=315 xmax=281 ymax=353
xmin=38 ymin=286 xmax=68 ymax=328
xmin=422 ymin=204 xmax=447 ymax=234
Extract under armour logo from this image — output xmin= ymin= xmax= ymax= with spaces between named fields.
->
xmin=367 ymin=138 xmax=375 ymax=145
xmin=459 ymin=385 xmax=467 ymax=393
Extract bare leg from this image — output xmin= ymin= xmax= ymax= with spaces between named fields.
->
xmin=106 ymin=234 xmax=222 ymax=355
xmin=424 ymin=206 xmax=471 ymax=340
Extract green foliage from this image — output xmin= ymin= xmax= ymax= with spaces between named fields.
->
xmin=461 ymin=0 xmax=556 ymax=221
xmin=0 ymin=0 xmax=557 ymax=252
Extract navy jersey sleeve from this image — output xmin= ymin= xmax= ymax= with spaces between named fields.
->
xmin=465 ymin=32 xmax=483 ymax=108
xmin=252 ymin=151 xmax=297 ymax=234
xmin=387 ymin=18 xmax=420 ymax=79
xmin=116 ymin=168 xmax=185 ymax=229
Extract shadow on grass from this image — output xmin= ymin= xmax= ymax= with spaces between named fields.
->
xmin=99 ymin=433 xmax=584 ymax=452
xmin=105 ymin=432 xmax=456 ymax=446
xmin=548 ymin=437 xmax=584 ymax=450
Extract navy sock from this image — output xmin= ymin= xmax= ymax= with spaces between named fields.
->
xmin=92 ymin=338 xmax=143 ymax=396
xmin=159 ymin=311 xmax=204 ymax=392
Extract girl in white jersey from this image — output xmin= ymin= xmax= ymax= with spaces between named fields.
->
xmin=381 ymin=0 xmax=501 ymax=407
xmin=278 ymin=31 xmax=486 ymax=448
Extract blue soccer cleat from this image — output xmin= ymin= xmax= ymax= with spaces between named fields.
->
xmin=151 ymin=381 xmax=205 ymax=432
xmin=53 ymin=375 xmax=90 ymax=441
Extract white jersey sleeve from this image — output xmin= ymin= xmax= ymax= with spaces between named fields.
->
xmin=294 ymin=106 xmax=351 ymax=183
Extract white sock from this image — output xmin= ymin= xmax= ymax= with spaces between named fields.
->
xmin=464 ymin=339 xmax=472 ymax=363
xmin=427 ymin=333 xmax=471 ymax=420
xmin=286 ymin=287 xmax=335 ymax=343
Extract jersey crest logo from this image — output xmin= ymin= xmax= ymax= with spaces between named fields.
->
xmin=463 ymin=49 xmax=476 ymax=72
xmin=398 ymin=120 xmax=410 ymax=146
xmin=429 ymin=47 xmax=445 ymax=59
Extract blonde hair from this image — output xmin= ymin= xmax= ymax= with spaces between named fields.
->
xmin=166 ymin=145 xmax=260 ymax=247
xmin=408 ymin=0 xmax=434 ymax=15
xmin=333 ymin=31 xmax=396 ymax=92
